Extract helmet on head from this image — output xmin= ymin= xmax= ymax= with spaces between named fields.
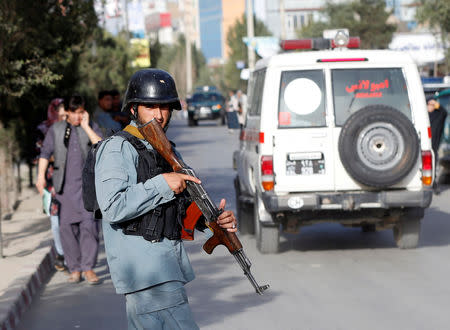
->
xmin=121 ymin=69 xmax=182 ymax=113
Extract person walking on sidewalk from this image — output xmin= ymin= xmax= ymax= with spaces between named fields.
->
xmin=35 ymin=98 xmax=68 ymax=271
xmin=36 ymin=95 xmax=103 ymax=284
xmin=427 ymin=96 xmax=448 ymax=194
xmin=94 ymin=69 xmax=237 ymax=329
xmin=236 ymin=89 xmax=247 ymax=130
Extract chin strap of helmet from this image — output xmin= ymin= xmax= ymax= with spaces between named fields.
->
xmin=131 ymin=104 xmax=138 ymax=121
xmin=164 ymin=110 xmax=172 ymax=132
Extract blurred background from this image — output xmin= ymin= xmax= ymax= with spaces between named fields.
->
xmin=0 ymin=0 xmax=448 ymax=214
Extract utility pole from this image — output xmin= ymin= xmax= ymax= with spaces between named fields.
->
xmin=123 ymin=0 xmax=130 ymax=42
xmin=185 ymin=0 xmax=193 ymax=94
xmin=101 ymin=0 xmax=106 ymax=29
xmin=246 ymin=0 xmax=255 ymax=70
xmin=280 ymin=0 xmax=286 ymax=40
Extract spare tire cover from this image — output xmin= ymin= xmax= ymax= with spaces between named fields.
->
xmin=338 ymin=105 xmax=419 ymax=188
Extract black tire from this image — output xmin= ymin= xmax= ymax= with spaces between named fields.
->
xmin=254 ymin=194 xmax=280 ymax=254
xmin=338 ymin=105 xmax=419 ymax=188
xmin=234 ymin=177 xmax=254 ymax=235
xmin=188 ymin=113 xmax=198 ymax=127
xmin=393 ymin=218 xmax=421 ymax=249
xmin=361 ymin=224 xmax=376 ymax=232
xmin=221 ymin=113 xmax=226 ymax=126
xmin=440 ymin=174 xmax=450 ymax=184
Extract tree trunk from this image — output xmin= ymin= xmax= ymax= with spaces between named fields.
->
xmin=0 ymin=155 xmax=2 ymax=257
xmin=28 ymin=162 xmax=34 ymax=187
xmin=16 ymin=161 xmax=22 ymax=194
xmin=6 ymin=140 xmax=15 ymax=212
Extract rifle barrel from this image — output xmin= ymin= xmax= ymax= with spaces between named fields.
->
xmin=234 ymin=250 xmax=270 ymax=295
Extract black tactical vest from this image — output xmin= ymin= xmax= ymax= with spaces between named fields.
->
xmin=113 ymin=131 xmax=188 ymax=242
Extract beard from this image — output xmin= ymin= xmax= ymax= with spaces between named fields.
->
xmin=135 ymin=111 xmax=172 ymax=132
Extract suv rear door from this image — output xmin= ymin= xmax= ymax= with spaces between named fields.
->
xmin=330 ymin=67 xmax=415 ymax=190
xmin=272 ymin=69 xmax=336 ymax=193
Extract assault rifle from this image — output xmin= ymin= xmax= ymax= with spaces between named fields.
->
xmin=138 ymin=119 xmax=269 ymax=295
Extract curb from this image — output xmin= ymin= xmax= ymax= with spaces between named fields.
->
xmin=0 ymin=246 xmax=56 ymax=330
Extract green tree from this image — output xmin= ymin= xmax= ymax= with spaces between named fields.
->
xmin=77 ymin=29 xmax=135 ymax=110
xmin=0 ymin=0 xmax=97 ymax=179
xmin=416 ymin=0 xmax=450 ymax=74
xmin=149 ymin=37 xmax=163 ymax=68
xmin=297 ymin=0 xmax=396 ymax=49
xmin=0 ymin=0 xmax=97 ymax=102
xmin=224 ymin=14 xmax=271 ymax=91
xmin=157 ymin=35 xmax=210 ymax=98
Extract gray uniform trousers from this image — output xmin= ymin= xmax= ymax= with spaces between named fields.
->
xmin=125 ymin=281 xmax=199 ymax=330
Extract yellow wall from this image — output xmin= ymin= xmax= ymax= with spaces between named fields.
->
xmin=222 ymin=0 xmax=245 ymax=59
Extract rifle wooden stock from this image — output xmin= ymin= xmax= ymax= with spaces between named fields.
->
xmin=138 ymin=119 xmax=184 ymax=172
xmin=204 ymin=221 xmax=243 ymax=254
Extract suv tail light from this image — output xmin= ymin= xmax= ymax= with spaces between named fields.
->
xmin=261 ymin=155 xmax=274 ymax=191
xmin=421 ymin=150 xmax=433 ymax=186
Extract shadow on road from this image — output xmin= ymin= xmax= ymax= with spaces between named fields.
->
xmin=279 ymin=223 xmax=397 ymax=252
xmin=185 ymin=242 xmax=277 ymax=328
xmin=420 ymin=205 xmax=450 ymax=248
xmin=276 ymin=198 xmax=450 ymax=252
xmin=16 ymin=241 xmax=127 ymax=330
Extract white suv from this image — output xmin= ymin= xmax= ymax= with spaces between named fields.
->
xmin=234 ymin=39 xmax=434 ymax=253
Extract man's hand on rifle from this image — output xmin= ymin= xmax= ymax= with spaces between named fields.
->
xmin=217 ymin=199 xmax=237 ymax=232
xmin=162 ymin=173 xmax=201 ymax=194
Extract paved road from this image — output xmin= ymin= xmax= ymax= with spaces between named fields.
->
xmin=18 ymin=117 xmax=450 ymax=330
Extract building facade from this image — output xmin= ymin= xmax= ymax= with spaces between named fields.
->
xmin=198 ymin=0 xmax=245 ymax=62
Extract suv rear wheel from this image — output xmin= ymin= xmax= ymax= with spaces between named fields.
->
xmin=234 ymin=177 xmax=254 ymax=235
xmin=188 ymin=115 xmax=198 ymax=127
xmin=393 ymin=218 xmax=421 ymax=249
xmin=392 ymin=208 xmax=423 ymax=249
xmin=254 ymin=194 xmax=280 ymax=253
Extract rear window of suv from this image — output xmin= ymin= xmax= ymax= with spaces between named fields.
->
xmin=332 ymin=68 xmax=412 ymax=126
xmin=278 ymin=70 xmax=326 ymax=128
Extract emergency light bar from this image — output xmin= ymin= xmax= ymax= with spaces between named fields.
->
xmin=280 ymin=37 xmax=360 ymax=51
xmin=317 ymin=57 xmax=368 ymax=63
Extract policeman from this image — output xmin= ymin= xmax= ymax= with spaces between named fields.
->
xmin=94 ymin=69 xmax=237 ymax=329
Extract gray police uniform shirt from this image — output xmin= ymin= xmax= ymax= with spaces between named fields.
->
xmin=95 ymin=121 xmax=195 ymax=294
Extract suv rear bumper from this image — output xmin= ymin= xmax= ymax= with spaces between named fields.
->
xmin=261 ymin=189 xmax=433 ymax=213
xmin=189 ymin=110 xmax=222 ymax=120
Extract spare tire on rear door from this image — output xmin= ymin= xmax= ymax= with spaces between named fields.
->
xmin=338 ymin=105 xmax=419 ymax=188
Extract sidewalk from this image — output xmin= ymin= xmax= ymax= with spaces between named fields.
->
xmin=0 ymin=186 xmax=56 ymax=330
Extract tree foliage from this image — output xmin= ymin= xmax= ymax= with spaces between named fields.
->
xmin=149 ymin=37 xmax=163 ymax=69
xmin=0 ymin=0 xmax=97 ymax=100
xmin=0 ymin=0 xmax=97 ymax=164
xmin=297 ymin=0 xmax=396 ymax=49
xmin=416 ymin=0 xmax=450 ymax=74
xmin=156 ymin=35 xmax=210 ymax=98
xmin=416 ymin=0 xmax=450 ymax=33
xmin=77 ymin=29 xmax=135 ymax=110
xmin=224 ymin=14 xmax=271 ymax=92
